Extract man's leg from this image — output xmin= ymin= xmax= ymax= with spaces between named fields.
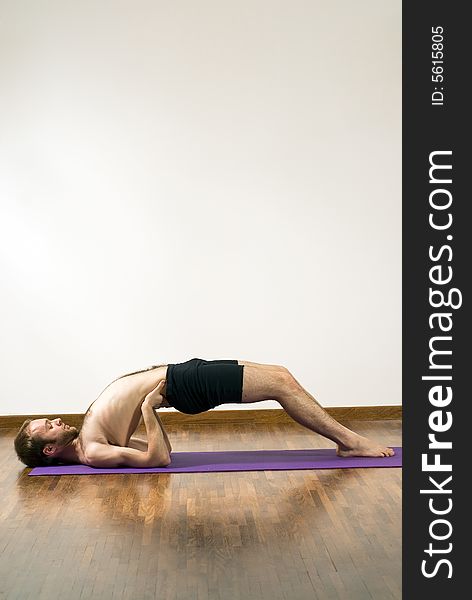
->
xmin=238 ymin=361 xmax=394 ymax=457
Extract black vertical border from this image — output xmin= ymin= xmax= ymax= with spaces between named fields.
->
xmin=403 ymin=1 xmax=468 ymax=597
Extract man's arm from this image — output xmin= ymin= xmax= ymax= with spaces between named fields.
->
xmin=84 ymin=442 xmax=170 ymax=469
xmin=128 ymin=436 xmax=148 ymax=451
xmin=154 ymin=412 xmax=172 ymax=453
xmin=129 ymin=412 xmax=172 ymax=454
xmin=138 ymin=385 xmax=171 ymax=464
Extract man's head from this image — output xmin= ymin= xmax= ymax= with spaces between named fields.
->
xmin=14 ymin=417 xmax=79 ymax=467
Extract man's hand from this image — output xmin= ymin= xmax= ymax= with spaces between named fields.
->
xmin=143 ymin=379 xmax=166 ymax=409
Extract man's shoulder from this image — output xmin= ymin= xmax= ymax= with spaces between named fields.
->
xmin=82 ymin=441 xmax=114 ymax=465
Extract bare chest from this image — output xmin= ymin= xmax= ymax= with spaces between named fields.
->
xmin=80 ymin=366 xmax=168 ymax=448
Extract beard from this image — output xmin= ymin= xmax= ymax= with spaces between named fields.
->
xmin=57 ymin=425 xmax=80 ymax=447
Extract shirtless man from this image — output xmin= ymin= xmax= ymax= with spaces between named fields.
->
xmin=14 ymin=358 xmax=395 ymax=469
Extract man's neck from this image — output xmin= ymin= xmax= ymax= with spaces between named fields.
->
xmin=56 ymin=437 xmax=84 ymax=465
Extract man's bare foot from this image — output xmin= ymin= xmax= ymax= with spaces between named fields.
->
xmin=336 ymin=435 xmax=395 ymax=458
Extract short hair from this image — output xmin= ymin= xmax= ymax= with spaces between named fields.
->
xmin=14 ymin=419 xmax=58 ymax=468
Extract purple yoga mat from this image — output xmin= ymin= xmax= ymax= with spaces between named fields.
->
xmin=28 ymin=447 xmax=402 ymax=475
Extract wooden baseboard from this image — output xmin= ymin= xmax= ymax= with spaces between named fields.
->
xmin=0 ymin=405 xmax=401 ymax=429
xmin=153 ymin=405 xmax=402 ymax=425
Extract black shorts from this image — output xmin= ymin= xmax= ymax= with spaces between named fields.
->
xmin=165 ymin=358 xmax=244 ymax=414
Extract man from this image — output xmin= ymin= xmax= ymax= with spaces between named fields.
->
xmin=14 ymin=357 xmax=395 ymax=469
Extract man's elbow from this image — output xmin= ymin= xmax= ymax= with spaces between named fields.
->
xmin=162 ymin=451 xmax=172 ymax=466
xmin=147 ymin=453 xmax=171 ymax=468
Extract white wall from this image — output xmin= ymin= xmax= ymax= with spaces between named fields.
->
xmin=0 ymin=0 xmax=401 ymax=415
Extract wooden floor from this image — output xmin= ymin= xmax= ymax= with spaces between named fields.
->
xmin=0 ymin=418 xmax=402 ymax=600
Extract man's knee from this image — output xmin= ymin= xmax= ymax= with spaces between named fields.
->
xmin=277 ymin=366 xmax=298 ymax=389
